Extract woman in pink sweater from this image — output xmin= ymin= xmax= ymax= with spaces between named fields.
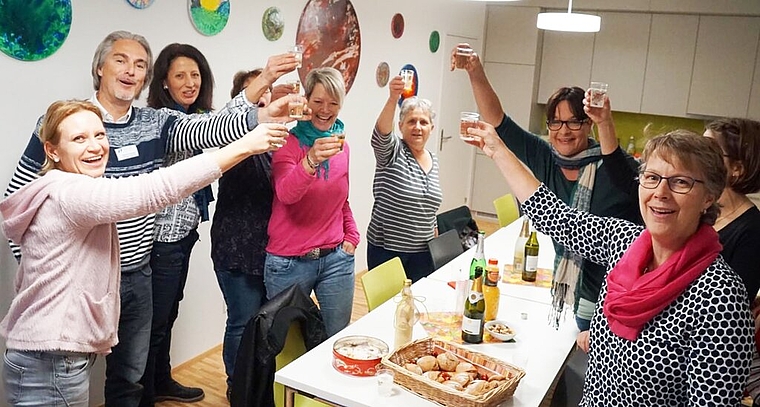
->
xmin=0 ymin=99 xmax=292 ymax=406
xmin=265 ymin=67 xmax=360 ymax=337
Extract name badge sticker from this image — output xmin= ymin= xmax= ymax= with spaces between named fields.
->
xmin=114 ymin=145 xmax=139 ymax=161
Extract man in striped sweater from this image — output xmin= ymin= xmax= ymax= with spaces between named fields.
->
xmin=3 ymin=31 xmax=293 ymax=407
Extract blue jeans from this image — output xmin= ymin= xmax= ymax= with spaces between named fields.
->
xmin=3 ymin=349 xmax=95 ymax=407
xmin=140 ymin=229 xmax=198 ymax=405
xmin=264 ymin=247 xmax=355 ymax=337
xmin=214 ymin=270 xmax=266 ymax=388
xmin=105 ymin=264 xmax=153 ymax=407
xmin=366 ymin=243 xmax=433 ymax=283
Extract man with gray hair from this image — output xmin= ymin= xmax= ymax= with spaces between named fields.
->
xmin=4 ymin=30 xmax=295 ymax=406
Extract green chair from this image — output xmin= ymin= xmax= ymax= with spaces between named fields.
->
xmin=275 ymin=323 xmax=329 ymax=407
xmin=361 ymin=257 xmax=407 ymax=311
xmin=493 ymin=193 xmax=520 ymax=228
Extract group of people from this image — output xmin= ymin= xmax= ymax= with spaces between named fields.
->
xmin=2 ymin=26 xmax=760 ymax=407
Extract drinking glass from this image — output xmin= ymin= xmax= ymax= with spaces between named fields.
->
xmin=400 ymin=69 xmax=414 ymax=93
xmin=454 ymin=46 xmax=474 ymax=70
xmin=288 ymin=95 xmax=305 ymax=119
xmin=376 ymin=368 xmax=394 ymax=397
xmin=287 ymin=79 xmax=301 ymax=95
xmin=291 ymin=45 xmax=304 ymax=68
xmin=589 ymin=81 xmax=609 ymax=108
xmin=460 ymin=112 xmax=480 ymax=141
xmin=334 ymin=131 xmax=346 ymax=151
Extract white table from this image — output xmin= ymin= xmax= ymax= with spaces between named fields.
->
xmin=275 ymin=277 xmax=578 ymax=407
xmin=428 ymin=217 xmax=557 ymax=305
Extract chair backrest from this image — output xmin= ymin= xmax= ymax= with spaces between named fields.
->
xmin=361 ymin=257 xmax=407 ymax=312
xmin=274 ymin=323 xmax=327 ymax=407
xmin=428 ymin=229 xmax=465 ymax=270
xmin=436 ymin=205 xmax=480 ymax=249
xmin=493 ymin=193 xmax=520 ymax=228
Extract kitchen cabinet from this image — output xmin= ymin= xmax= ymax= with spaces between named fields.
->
xmin=640 ymin=14 xmax=699 ymax=117
xmin=591 ymin=12 xmax=651 ymax=113
xmin=471 ymin=153 xmax=512 ymax=215
xmin=484 ymin=62 xmax=536 ymax=128
xmin=687 ymin=16 xmax=760 ymax=118
xmin=747 ymin=48 xmax=760 ymax=121
xmin=537 ymin=29 xmax=595 ymax=103
xmin=484 ymin=6 xmax=540 ymax=65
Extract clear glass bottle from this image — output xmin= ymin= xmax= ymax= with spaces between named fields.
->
xmin=626 ymin=136 xmax=636 ymax=155
xmin=470 ymin=230 xmax=486 ymax=280
xmin=462 ymin=267 xmax=485 ymax=344
xmin=394 ymin=279 xmax=414 ymax=349
xmin=483 ymin=258 xmax=500 ymax=321
xmin=522 ymin=230 xmax=539 ymax=282
xmin=513 ymin=217 xmax=530 ymax=275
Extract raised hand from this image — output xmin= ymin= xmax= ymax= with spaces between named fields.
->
xmin=388 ymin=75 xmax=404 ymax=100
xmin=450 ymin=43 xmax=482 ymax=73
xmin=260 ymin=53 xmax=300 ymax=84
xmin=583 ymin=89 xmax=612 ymax=125
xmin=242 ymin=122 xmax=289 ymax=154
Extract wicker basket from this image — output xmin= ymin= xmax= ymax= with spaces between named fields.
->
xmin=381 ymin=338 xmax=525 ymax=407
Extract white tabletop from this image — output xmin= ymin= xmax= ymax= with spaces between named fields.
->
xmin=275 ymin=277 xmax=578 ymax=407
xmin=427 ymin=217 xmax=557 ymax=305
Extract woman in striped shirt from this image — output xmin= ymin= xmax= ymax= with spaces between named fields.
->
xmin=366 ymin=75 xmax=443 ymax=282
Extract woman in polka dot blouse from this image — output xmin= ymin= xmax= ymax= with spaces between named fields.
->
xmin=465 ymin=125 xmax=754 ymax=406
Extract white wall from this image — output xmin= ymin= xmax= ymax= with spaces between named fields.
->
xmin=0 ymin=0 xmax=486 ymax=404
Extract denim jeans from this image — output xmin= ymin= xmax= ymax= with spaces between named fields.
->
xmin=366 ymin=243 xmax=434 ymax=283
xmin=3 ymin=349 xmax=95 ymax=407
xmin=139 ymin=229 xmax=199 ymax=405
xmin=264 ymin=247 xmax=355 ymax=337
xmin=105 ymin=264 xmax=153 ymax=407
xmin=214 ymin=270 xmax=266 ymax=388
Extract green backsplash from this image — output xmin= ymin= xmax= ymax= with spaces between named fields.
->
xmin=612 ymin=111 xmax=706 ymax=154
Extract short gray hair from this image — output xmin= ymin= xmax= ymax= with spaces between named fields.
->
xmin=399 ymin=97 xmax=436 ymax=125
xmin=91 ymin=31 xmax=153 ymax=94
xmin=304 ymin=67 xmax=345 ymax=107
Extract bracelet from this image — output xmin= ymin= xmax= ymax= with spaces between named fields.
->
xmin=306 ymin=154 xmax=320 ymax=169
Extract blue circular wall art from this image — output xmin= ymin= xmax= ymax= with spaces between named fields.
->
xmin=189 ymin=0 xmax=230 ymax=36
xmin=0 ymin=0 xmax=72 ymax=61
xmin=126 ymin=0 xmax=155 ymax=9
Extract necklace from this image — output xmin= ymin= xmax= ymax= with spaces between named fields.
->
xmin=716 ymin=200 xmax=752 ymax=229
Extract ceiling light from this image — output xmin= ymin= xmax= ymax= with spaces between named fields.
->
xmin=536 ymin=0 xmax=600 ymax=33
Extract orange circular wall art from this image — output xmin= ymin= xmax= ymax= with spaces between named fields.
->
xmin=296 ymin=0 xmax=361 ymax=94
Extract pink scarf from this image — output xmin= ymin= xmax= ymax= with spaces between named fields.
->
xmin=603 ymin=224 xmax=722 ymax=341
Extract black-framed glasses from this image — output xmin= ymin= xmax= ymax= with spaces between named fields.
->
xmin=637 ymin=170 xmax=704 ymax=194
xmin=546 ymin=119 xmax=587 ymax=131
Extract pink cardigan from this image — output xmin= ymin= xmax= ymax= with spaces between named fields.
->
xmin=0 ymin=156 xmax=221 ymax=354
xmin=266 ymin=134 xmax=360 ymax=256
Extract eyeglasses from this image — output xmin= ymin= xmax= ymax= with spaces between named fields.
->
xmin=637 ymin=170 xmax=704 ymax=194
xmin=546 ymin=119 xmax=587 ymax=131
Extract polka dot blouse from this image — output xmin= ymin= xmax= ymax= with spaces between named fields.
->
xmin=523 ymin=184 xmax=754 ymax=406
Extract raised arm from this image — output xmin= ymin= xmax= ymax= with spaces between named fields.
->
xmin=583 ymin=89 xmax=618 ymax=155
xmin=375 ymin=76 xmax=404 ymax=135
xmin=450 ymin=43 xmax=504 ymax=127
xmin=244 ymin=53 xmax=299 ymax=104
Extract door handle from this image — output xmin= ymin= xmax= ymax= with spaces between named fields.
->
xmin=439 ymin=129 xmax=452 ymax=151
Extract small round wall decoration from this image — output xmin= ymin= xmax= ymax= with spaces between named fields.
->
xmin=0 ymin=0 xmax=72 ymax=61
xmin=429 ymin=31 xmax=440 ymax=53
xmin=188 ymin=0 xmax=230 ymax=36
xmin=376 ymin=62 xmax=390 ymax=87
xmin=391 ymin=13 xmax=404 ymax=39
xmin=126 ymin=0 xmax=155 ymax=9
xmin=262 ymin=6 xmax=284 ymax=41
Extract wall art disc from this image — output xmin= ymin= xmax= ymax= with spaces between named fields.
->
xmin=391 ymin=13 xmax=404 ymax=39
xmin=262 ymin=6 xmax=284 ymax=41
xmin=188 ymin=0 xmax=230 ymax=36
xmin=0 ymin=0 xmax=72 ymax=61
xmin=376 ymin=62 xmax=390 ymax=87
xmin=126 ymin=0 xmax=155 ymax=9
xmin=429 ymin=30 xmax=440 ymax=53
xmin=296 ymin=0 xmax=361 ymax=94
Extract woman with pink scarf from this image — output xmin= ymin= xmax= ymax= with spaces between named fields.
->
xmin=467 ymin=124 xmax=753 ymax=406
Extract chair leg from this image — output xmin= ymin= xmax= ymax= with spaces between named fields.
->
xmin=285 ymin=386 xmax=296 ymax=407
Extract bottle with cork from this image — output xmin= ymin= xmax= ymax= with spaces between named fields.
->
xmin=483 ymin=258 xmax=500 ymax=321
xmin=394 ymin=279 xmax=414 ymax=349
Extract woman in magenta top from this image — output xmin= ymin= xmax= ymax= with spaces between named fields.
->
xmin=265 ymin=67 xmax=359 ymax=337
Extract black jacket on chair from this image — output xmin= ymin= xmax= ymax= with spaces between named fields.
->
xmin=230 ymin=284 xmax=327 ymax=407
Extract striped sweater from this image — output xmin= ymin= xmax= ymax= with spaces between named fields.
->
xmin=4 ymin=94 xmax=257 ymax=271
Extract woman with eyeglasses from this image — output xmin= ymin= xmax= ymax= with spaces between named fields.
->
xmin=451 ymin=45 xmax=641 ymax=342
xmin=466 ymin=124 xmax=753 ymax=406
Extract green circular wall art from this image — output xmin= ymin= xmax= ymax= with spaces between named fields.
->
xmin=262 ymin=7 xmax=284 ymax=41
xmin=429 ymin=31 xmax=440 ymax=53
xmin=0 ymin=0 xmax=72 ymax=61
xmin=188 ymin=0 xmax=230 ymax=36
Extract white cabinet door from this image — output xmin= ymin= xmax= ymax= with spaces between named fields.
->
xmin=484 ymin=62 xmax=536 ymax=129
xmin=484 ymin=5 xmax=540 ymax=65
xmin=641 ymin=14 xmax=698 ymax=117
xmin=471 ymin=153 xmax=512 ymax=215
xmin=590 ymin=12 xmax=651 ymax=113
xmin=537 ymin=30 xmax=595 ymax=103
xmin=688 ymin=16 xmax=760 ymax=118
xmin=748 ymin=49 xmax=760 ymax=121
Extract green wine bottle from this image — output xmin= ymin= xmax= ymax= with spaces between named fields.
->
xmin=522 ymin=230 xmax=539 ymax=282
xmin=462 ymin=266 xmax=485 ymax=344
xmin=470 ymin=231 xmax=486 ymax=280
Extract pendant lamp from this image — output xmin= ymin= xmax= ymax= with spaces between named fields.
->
xmin=536 ymin=0 xmax=600 ymax=33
